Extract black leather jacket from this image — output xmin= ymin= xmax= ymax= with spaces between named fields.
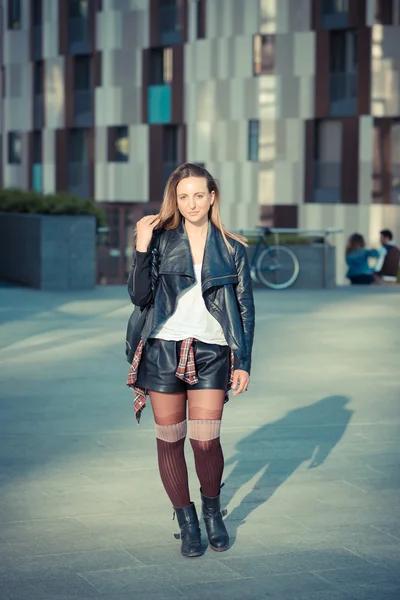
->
xmin=127 ymin=221 xmax=255 ymax=373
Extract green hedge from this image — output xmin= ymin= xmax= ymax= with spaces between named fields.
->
xmin=0 ymin=188 xmax=105 ymax=227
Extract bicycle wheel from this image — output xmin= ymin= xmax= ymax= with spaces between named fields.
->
xmin=256 ymin=245 xmax=300 ymax=290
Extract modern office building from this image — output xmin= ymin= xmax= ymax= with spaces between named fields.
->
xmin=0 ymin=0 xmax=399 ymax=283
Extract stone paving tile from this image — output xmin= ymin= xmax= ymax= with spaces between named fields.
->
xmin=312 ymin=564 xmax=400 ymax=588
xmin=0 ymin=494 xmax=135 ymax=521
xmin=0 ymin=517 xmax=88 ymax=542
xmin=176 ymin=572 xmax=333 ymax=600
xmin=0 ymin=549 xmax=141 ymax=580
xmin=284 ymin=508 xmax=400 ymax=532
xmin=0 ymin=574 xmax=100 ymax=599
xmin=217 ymin=548 xmax=370 ymax=578
xmin=293 ymin=584 xmax=400 ymax=600
xmin=78 ymin=563 xmax=211 ymax=594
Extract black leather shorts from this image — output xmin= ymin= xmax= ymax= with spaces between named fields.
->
xmin=136 ymin=338 xmax=231 ymax=394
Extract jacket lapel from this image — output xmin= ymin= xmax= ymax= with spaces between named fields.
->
xmin=158 ymin=220 xmax=237 ymax=292
xmin=158 ymin=221 xmax=195 ymax=278
xmin=202 ymin=222 xmax=237 ymax=293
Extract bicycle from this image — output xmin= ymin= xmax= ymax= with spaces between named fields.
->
xmin=248 ymin=227 xmax=300 ymax=290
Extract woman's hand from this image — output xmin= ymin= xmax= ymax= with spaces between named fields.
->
xmin=231 ymin=369 xmax=250 ymax=395
xmin=136 ymin=215 xmax=160 ymax=252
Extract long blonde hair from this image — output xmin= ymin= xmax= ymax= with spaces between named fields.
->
xmin=156 ymin=163 xmax=248 ymax=249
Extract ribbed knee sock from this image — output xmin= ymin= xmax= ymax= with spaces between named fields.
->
xmin=189 ymin=420 xmax=224 ymax=498
xmin=155 ymin=420 xmax=191 ymax=509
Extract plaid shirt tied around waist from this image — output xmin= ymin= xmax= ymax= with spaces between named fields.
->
xmin=126 ymin=338 xmax=235 ymax=423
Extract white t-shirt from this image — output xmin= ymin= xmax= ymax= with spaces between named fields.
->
xmin=152 ymin=264 xmax=228 ymax=345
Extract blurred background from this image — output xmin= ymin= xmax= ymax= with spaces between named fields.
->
xmin=0 ymin=0 xmax=399 ymax=285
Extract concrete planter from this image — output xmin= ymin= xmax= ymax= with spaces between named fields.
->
xmin=0 ymin=213 xmax=96 ymax=290
xmin=247 ymin=243 xmax=336 ymax=289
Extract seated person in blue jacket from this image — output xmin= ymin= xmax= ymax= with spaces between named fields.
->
xmin=345 ymin=233 xmax=379 ymax=285
xmin=374 ymin=229 xmax=400 ymax=284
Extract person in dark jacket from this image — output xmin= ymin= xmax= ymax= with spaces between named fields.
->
xmin=345 ymin=233 xmax=379 ymax=285
xmin=126 ymin=163 xmax=255 ymax=558
xmin=374 ymin=229 xmax=400 ymax=283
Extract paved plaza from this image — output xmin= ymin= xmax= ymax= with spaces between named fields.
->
xmin=0 ymin=283 xmax=399 ymax=600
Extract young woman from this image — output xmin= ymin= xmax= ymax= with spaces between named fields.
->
xmin=126 ymin=163 xmax=255 ymax=557
xmin=345 ymin=233 xmax=379 ymax=285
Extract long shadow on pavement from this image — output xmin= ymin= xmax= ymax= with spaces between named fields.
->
xmin=222 ymin=395 xmax=353 ymax=546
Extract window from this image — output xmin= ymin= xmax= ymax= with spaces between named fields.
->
xmin=330 ymin=30 xmax=357 ymax=74
xmin=329 ymin=30 xmax=357 ymax=110
xmin=8 ymin=132 xmax=22 ymax=164
xmin=68 ymin=129 xmax=89 ymax=163
xmin=108 ymin=126 xmax=129 ymax=163
xmin=32 ymin=0 xmax=42 ymax=26
xmin=394 ymin=0 xmax=400 ymax=25
xmin=8 ymin=0 xmax=21 ymax=29
xmin=391 ymin=121 xmax=400 ymax=204
xmin=196 ymin=0 xmax=206 ymax=39
xmin=248 ymin=120 xmax=259 ymax=162
xmin=69 ymin=0 xmax=89 ymax=19
xmin=323 ymin=0 xmax=349 ymax=15
xmin=163 ymin=125 xmax=179 ymax=162
xmin=33 ymin=61 xmax=43 ymax=95
xmin=314 ymin=120 xmax=342 ymax=202
xmin=253 ymin=34 xmax=274 ymax=76
xmin=159 ymin=0 xmax=182 ymax=45
xmin=74 ymin=55 xmax=91 ymax=90
xmin=149 ymin=48 xmax=173 ymax=85
xmin=32 ymin=131 xmax=42 ymax=163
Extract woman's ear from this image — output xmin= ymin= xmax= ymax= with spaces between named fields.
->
xmin=210 ymin=191 xmax=215 ymax=206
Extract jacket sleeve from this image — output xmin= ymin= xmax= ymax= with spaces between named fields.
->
xmin=127 ymin=248 xmax=154 ymax=307
xmin=234 ymin=242 xmax=255 ymax=374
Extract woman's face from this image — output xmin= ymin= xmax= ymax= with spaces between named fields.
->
xmin=176 ymin=177 xmax=214 ymax=226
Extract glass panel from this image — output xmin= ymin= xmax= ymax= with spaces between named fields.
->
xmin=32 ymin=0 xmax=42 ymax=25
xmin=391 ymin=122 xmax=400 ymax=204
xmin=148 ymin=85 xmax=171 ymax=124
xmin=34 ymin=61 xmax=43 ymax=94
xmin=248 ymin=120 xmax=259 ymax=161
xmin=196 ymin=0 xmax=206 ymax=38
xmin=32 ymin=164 xmax=42 ymax=192
xmin=8 ymin=132 xmax=22 ymax=164
xmin=74 ymin=56 xmax=91 ymax=89
xmin=68 ymin=0 xmax=89 ymax=19
xmin=33 ymin=131 xmax=42 ymax=163
xmin=323 ymin=0 xmax=349 ymax=14
xmin=8 ymin=0 xmax=21 ymax=29
xmin=163 ymin=125 xmax=178 ymax=161
xmin=68 ymin=129 xmax=89 ymax=162
xmin=253 ymin=34 xmax=274 ymax=75
xmin=149 ymin=48 xmax=173 ymax=85
xmin=114 ymin=126 xmax=129 ymax=162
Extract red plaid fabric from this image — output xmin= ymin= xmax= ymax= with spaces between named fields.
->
xmin=127 ymin=338 xmax=235 ymax=424
xmin=175 ymin=338 xmax=198 ymax=384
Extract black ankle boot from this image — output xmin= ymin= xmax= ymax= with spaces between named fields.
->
xmin=200 ymin=489 xmax=229 ymax=552
xmin=174 ymin=503 xmax=202 ymax=557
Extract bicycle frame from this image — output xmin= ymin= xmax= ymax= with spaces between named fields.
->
xmin=249 ymin=228 xmax=270 ymax=281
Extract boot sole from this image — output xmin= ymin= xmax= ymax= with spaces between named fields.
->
xmin=209 ymin=541 xmax=229 ymax=552
xmin=181 ymin=550 xmax=202 ymax=558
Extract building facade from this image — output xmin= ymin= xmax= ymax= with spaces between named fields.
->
xmin=0 ymin=0 xmax=399 ymax=283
